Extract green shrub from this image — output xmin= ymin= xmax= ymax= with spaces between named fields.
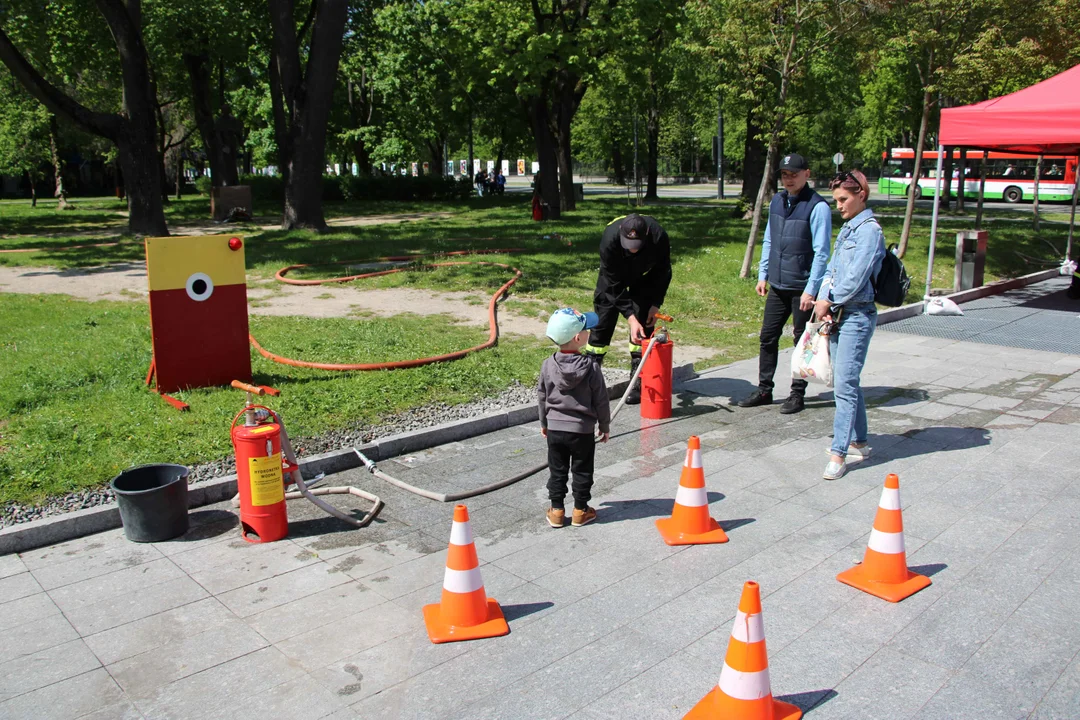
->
xmin=239 ymin=175 xmax=285 ymax=203
xmin=193 ymin=176 xmax=213 ymax=195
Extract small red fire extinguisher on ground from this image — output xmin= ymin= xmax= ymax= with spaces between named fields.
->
xmin=230 ymin=382 xmax=294 ymax=542
xmin=640 ymin=315 xmax=675 ymax=420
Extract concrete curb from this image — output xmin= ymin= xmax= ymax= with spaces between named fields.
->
xmin=1 ymin=368 xmax=697 ymax=555
xmin=876 ymin=268 xmax=1062 ymax=327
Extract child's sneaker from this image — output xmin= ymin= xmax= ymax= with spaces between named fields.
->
xmin=571 ymin=506 xmax=597 ymax=527
xmin=546 ymin=508 xmax=565 ymax=528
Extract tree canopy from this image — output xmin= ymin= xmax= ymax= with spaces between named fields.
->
xmin=0 ymin=0 xmax=1077 ymax=235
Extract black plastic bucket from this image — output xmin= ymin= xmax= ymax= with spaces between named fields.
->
xmin=110 ymin=464 xmax=190 ymax=543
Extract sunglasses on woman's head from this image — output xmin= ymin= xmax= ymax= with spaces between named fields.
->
xmin=829 ymin=171 xmax=862 ymax=191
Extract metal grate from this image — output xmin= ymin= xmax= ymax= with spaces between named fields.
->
xmin=883 ymin=277 xmax=1080 ymax=354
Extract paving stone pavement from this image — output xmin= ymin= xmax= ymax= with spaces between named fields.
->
xmin=3 ymin=325 xmax=1080 ymax=719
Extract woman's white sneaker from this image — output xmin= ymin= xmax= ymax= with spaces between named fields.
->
xmin=823 ymin=459 xmax=848 ymax=480
xmin=823 ymin=445 xmax=871 ymax=463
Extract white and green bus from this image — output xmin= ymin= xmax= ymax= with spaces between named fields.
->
xmin=879 ymin=148 xmax=1077 ymax=203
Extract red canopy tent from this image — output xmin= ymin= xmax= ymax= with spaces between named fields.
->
xmin=920 ymin=63 xmax=1080 ymax=301
xmin=940 ymin=63 xmax=1080 ymax=154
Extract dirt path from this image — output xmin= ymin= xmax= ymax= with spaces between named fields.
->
xmin=0 ymin=211 xmax=455 ymax=240
xmin=171 ymin=211 xmax=455 ymax=236
xmin=0 ymin=263 xmax=719 ymax=364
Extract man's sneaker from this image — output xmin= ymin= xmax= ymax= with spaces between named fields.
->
xmin=737 ymin=389 xmax=773 ymax=408
xmin=571 ymin=506 xmax=597 ymax=527
xmin=779 ymin=394 xmax=805 ymax=414
xmin=546 ymin=508 xmax=565 ymax=528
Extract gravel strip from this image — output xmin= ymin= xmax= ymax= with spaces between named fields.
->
xmin=0 ymin=369 xmax=630 ymax=529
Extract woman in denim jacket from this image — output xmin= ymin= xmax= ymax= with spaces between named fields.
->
xmin=815 ymin=170 xmax=885 ymax=480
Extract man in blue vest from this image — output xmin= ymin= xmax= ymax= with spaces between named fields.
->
xmin=738 ymin=152 xmax=832 ymax=414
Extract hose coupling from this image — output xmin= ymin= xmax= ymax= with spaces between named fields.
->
xmin=354 ymin=449 xmax=378 ymax=474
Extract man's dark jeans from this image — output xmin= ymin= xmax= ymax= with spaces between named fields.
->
xmin=757 ymin=286 xmax=811 ymax=396
xmin=546 ymin=430 xmax=595 ymax=510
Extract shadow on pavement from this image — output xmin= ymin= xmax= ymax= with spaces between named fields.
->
xmin=594 ymin=500 xmax=670 ymax=522
xmin=909 ymin=562 xmax=948 ymax=577
xmin=777 ymin=688 xmax=838 ymax=713
xmin=863 ymin=386 xmax=931 ymax=407
xmin=501 ymin=601 xmax=555 ymax=622
xmin=861 ymin=426 xmax=991 ymax=468
xmin=288 ymin=512 xmax=388 ymax=538
xmin=676 ymin=376 xmax=759 ymax=405
xmin=719 ymin=517 xmax=756 ymax=533
xmin=175 ymin=509 xmax=237 ymax=542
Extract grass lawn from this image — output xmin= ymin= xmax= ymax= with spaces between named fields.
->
xmin=0 ymin=192 xmax=1074 ymax=506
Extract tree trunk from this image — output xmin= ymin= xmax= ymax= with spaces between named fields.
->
xmin=554 ymin=90 xmax=577 ymax=212
xmin=740 ymin=29 xmax=797 ymax=279
xmin=1033 ymin=154 xmax=1043 ymax=232
xmin=29 ymin=174 xmax=37 ymax=207
xmin=645 ymin=79 xmax=660 ymax=200
xmin=898 ymin=84 xmax=934 ymax=258
xmin=269 ymin=0 xmax=349 ymax=231
xmin=940 ymin=146 xmax=953 ymax=210
xmin=956 ymin=148 xmax=966 ymax=212
xmin=975 ymin=150 xmax=987 ymax=230
xmin=0 ymin=3 xmax=167 ymax=235
xmin=159 ymin=153 xmax=170 ymax=204
xmin=425 ymin=137 xmax=445 ymax=177
xmin=118 ymin=131 xmax=168 ymax=235
xmin=175 ymin=146 xmax=183 ymax=200
xmin=48 ymin=116 xmax=70 ymax=209
xmin=351 ymin=140 xmax=370 ymax=176
xmin=346 ymin=75 xmax=372 ymax=175
xmin=611 ymin=140 xmax=626 ymax=185
xmin=550 ymin=68 xmax=586 ymax=212
xmin=741 ymin=109 xmax=766 ymax=206
xmin=467 ymin=112 xmax=474 ymax=178
xmin=556 ymin=128 xmax=574 ymax=211
xmin=527 ymin=96 xmax=560 ymax=220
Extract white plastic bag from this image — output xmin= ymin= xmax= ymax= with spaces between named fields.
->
xmin=791 ymin=322 xmax=833 ymax=387
xmin=1060 ymin=259 xmax=1077 ymax=276
xmin=924 ymin=297 xmax=964 ymax=316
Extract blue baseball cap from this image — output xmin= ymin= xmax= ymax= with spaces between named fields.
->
xmin=546 ymin=307 xmax=599 ymax=345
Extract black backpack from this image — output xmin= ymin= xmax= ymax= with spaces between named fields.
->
xmin=873 ymin=242 xmax=911 ymax=307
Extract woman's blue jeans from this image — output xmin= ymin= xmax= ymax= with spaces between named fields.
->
xmin=829 ymin=303 xmax=877 ymax=457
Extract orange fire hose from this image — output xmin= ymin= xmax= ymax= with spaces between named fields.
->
xmin=251 ymin=250 xmax=526 ymax=371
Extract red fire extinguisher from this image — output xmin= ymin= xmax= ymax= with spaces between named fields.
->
xmin=640 ymin=317 xmax=675 ymax=420
xmin=230 ymin=388 xmax=294 ymax=543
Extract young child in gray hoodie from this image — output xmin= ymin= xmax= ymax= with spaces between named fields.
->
xmin=538 ymin=307 xmax=611 ymax=528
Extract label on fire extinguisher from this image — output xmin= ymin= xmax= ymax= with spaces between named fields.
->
xmin=249 ymin=452 xmax=285 ymax=506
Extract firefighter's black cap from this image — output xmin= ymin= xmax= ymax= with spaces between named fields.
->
xmin=619 ymin=214 xmax=647 ymax=251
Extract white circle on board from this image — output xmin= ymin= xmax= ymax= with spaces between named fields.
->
xmin=185 ymin=272 xmax=214 ymax=302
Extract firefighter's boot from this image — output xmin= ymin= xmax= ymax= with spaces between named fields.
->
xmin=625 ymin=351 xmax=643 ymax=405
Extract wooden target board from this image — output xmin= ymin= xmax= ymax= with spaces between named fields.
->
xmin=145 ymin=234 xmax=252 ymax=393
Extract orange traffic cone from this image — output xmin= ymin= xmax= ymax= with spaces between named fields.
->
xmin=422 ymin=505 xmax=509 ymax=643
xmin=836 ymin=473 xmax=931 ymax=603
xmin=685 ymin=581 xmax=802 ymax=720
xmin=656 ymin=436 xmax=729 ymax=545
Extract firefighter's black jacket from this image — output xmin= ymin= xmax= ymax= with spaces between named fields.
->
xmin=594 ymin=215 xmax=672 ymax=318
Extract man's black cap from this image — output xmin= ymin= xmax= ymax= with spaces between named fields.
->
xmin=619 ymin=214 xmax=647 ymax=251
xmin=779 ymin=152 xmax=809 ymax=171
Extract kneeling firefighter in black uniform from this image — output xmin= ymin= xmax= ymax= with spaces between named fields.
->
xmin=584 ymin=214 xmax=673 ymax=404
